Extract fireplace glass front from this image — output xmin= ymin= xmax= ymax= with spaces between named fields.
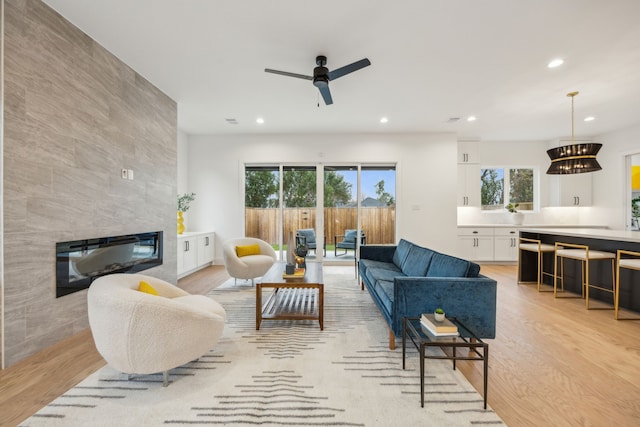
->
xmin=56 ymin=231 xmax=163 ymax=297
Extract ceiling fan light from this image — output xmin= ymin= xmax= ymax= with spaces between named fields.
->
xmin=548 ymin=58 xmax=564 ymax=68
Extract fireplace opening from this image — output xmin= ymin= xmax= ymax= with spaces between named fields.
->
xmin=56 ymin=231 xmax=163 ymax=297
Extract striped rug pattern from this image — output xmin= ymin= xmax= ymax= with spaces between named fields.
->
xmin=22 ymin=272 xmax=503 ymax=426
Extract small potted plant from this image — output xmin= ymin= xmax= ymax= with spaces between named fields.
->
xmin=177 ymin=192 xmax=196 ymax=213
xmin=434 ymin=308 xmax=445 ymax=322
xmin=505 ymin=203 xmax=524 ymax=225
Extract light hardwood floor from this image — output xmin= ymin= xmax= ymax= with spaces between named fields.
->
xmin=1 ymin=264 xmax=639 ymax=426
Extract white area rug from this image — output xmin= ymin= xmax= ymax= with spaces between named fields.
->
xmin=22 ymin=272 xmax=504 ymax=426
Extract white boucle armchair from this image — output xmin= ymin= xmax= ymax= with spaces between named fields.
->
xmin=222 ymin=237 xmax=277 ymax=285
xmin=87 ymin=273 xmax=226 ymax=386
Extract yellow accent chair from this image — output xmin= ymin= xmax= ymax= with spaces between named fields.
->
xmin=222 ymin=237 xmax=277 ymax=285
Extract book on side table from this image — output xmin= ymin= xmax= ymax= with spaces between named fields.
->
xmin=420 ymin=313 xmax=459 ymax=337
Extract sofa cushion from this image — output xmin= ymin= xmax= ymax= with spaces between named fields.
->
xmin=426 ymin=252 xmax=481 ymax=278
xmin=402 ymin=245 xmax=434 ymax=277
xmin=366 ymin=267 xmax=405 ymax=286
xmin=360 ymin=259 xmax=401 ymax=273
xmin=392 ymin=239 xmax=413 ymax=270
xmin=374 ymin=280 xmax=395 ymax=315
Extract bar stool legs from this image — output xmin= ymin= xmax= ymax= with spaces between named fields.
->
xmin=518 ymin=238 xmax=555 ymax=291
xmin=615 ymin=250 xmax=640 ymax=320
xmin=554 ymin=242 xmax=616 ymax=310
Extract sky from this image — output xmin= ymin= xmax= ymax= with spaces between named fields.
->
xmin=338 ymin=169 xmax=396 ymax=202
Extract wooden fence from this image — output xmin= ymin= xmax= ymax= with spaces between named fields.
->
xmin=245 ymin=207 xmax=395 ymax=245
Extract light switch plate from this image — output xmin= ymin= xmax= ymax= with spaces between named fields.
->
xmin=127 ymin=169 xmax=134 ymax=180
xmin=121 ymin=168 xmax=128 ymax=179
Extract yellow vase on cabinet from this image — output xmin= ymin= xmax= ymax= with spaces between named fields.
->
xmin=177 ymin=211 xmax=185 ymax=234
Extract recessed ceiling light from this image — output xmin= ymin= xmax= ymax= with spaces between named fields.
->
xmin=467 ymin=116 xmax=477 ymax=122
xmin=256 ymin=117 xmax=264 ymax=124
xmin=548 ymin=58 xmax=564 ymax=68
xmin=380 ymin=117 xmax=388 ymax=124
xmin=584 ymin=116 xmax=595 ymax=122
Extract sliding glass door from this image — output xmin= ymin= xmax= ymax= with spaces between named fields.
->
xmin=244 ymin=165 xmax=280 ymax=250
xmin=245 ymin=163 xmax=396 ymax=263
xmin=282 ymin=166 xmax=318 ymax=260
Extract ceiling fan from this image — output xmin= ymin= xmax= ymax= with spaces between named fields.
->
xmin=265 ymin=55 xmax=371 ymax=105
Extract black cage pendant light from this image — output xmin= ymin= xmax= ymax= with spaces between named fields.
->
xmin=546 ymin=91 xmax=602 ymax=174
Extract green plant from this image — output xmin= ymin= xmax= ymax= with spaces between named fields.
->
xmin=505 ymin=203 xmax=520 ymax=213
xmin=632 ymin=197 xmax=640 ymax=219
xmin=177 ymin=193 xmax=196 ymax=212
xmin=435 ymin=308 xmax=444 ymax=314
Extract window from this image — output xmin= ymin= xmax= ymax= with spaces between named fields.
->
xmin=481 ymin=167 xmax=535 ymax=211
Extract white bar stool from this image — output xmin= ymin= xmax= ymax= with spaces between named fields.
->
xmin=615 ymin=249 xmax=640 ymax=320
xmin=554 ymin=242 xmax=616 ymax=310
xmin=518 ymin=237 xmax=556 ymax=292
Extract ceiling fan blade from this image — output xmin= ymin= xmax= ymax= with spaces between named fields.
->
xmin=328 ymin=58 xmax=371 ymax=80
xmin=264 ymin=68 xmax=313 ymax=80
xmin=317 ymin=83 xmax=333 ymax=105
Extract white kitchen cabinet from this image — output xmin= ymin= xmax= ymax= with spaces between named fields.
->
xmin=493 ymin=228 xmax=519 ymax=261
xmin=177 ymin=231 xmax=215 ymax=277
xmin=457 ymin=141 xmax=480 ymax=164
xmin=457 ymin=228 xmax=494 ymax=261
xmin=548 ymin=168 xmax=593 ymax=206
xmin=457 ymin=164 xmax=480 ymax=207
xmin=197 ymin=232 xmax=215 ymax=266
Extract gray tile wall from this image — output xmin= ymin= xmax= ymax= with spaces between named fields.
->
xmin=1 ymin=0 xmax=178 ymax=367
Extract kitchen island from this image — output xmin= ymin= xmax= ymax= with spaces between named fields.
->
xmin=519 ymin=228 xmax=640 ymax=313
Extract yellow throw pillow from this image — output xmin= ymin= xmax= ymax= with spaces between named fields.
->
xmin=236 ymin=244 xmax=261 ymax=257
xmin=138 ymin=280 xmax=159 ymax=296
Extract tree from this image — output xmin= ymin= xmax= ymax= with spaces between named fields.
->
xmin=324 ymin=172 xmax=352 ymax=207
xmin=375 ymin=180 xmax=395 ymax=206
xmin=245 ymin=169 xmax=353 ymax=208
xmin=245 ymin=170 xmax=278 ymax=208
xmin=481 ymin=168 xmax=503 ymax=207
xmin=282 ymin=170 xmax=316 ymax=207
xmin=509 ymin=169 xmax=533 ymax=204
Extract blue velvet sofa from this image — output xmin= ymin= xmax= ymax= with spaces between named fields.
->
xmin=359 ymin=239 xmax=497 ymax=349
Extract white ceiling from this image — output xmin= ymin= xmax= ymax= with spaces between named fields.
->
xmin=42 ymin=0 xmax=640 ymax=141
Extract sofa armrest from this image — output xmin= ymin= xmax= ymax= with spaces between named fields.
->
xmin=360 ymin=245 xmax=396 ymax=263
xmin=392 ymin=275 xmax=497 ymax=339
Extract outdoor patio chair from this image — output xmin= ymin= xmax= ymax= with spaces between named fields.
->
xmin=296 ymin=229 xmax=326 ymax=255
xmin=335 ymin=229 xmax=366 ymax=256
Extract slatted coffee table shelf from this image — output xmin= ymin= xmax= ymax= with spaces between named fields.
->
xmin=256 ymin=262 xmax=324 ymax=330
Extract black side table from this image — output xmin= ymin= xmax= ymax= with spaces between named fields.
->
xmin=402 ymin=316 xmax=489 ymax=409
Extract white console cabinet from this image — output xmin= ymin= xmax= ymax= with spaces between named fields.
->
xmin=178 ymin=231 xmax=215 ymax=278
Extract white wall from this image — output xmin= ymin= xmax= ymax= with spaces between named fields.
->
xmin=585 ymin=123 xmax=640 ymax=229
xmin=185 ymin=133 xmax=459 ymax=263
xmin=177 ymin=130 xmax=189 ymax=194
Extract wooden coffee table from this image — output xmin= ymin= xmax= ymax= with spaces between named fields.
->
xmin=256 ymin=261 xmax=324 ymax=330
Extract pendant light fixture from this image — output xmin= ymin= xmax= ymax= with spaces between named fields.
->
xmin=546 ymin=91 xmax=602 ymax=174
